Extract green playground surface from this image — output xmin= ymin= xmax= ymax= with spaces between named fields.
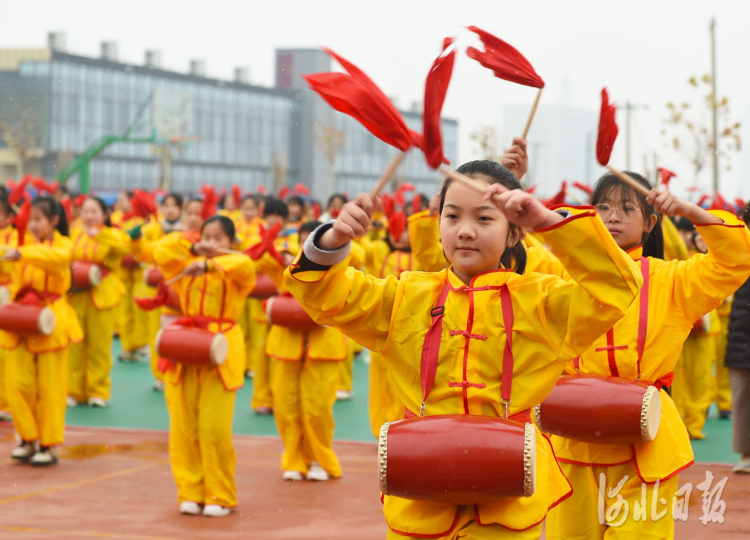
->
xmin=64 ymin=338 xmax=741 ymax=465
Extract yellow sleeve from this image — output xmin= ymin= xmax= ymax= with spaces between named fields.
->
xmin=661 ymin=216 xmax=689 ymax=261
xmin=133 ymin=222 xmax=162 ymax=263
xmin=94 ymin=227 xmax=131 ymax=254
xmin=17 ymin=240 xmax=72 ymax=277
xmin=667 ymin=209 xmax=750 ymax=324
xmin=524 ymin=244 xmax=568 ymax=278
xmin=408 ymin=210 xmax=448 ymax=272
xmin=532 ymin=207 xmax=643 ymax=359
xmin=284 ymin=258 xmax=398 ymax=353
xmin=349 ymin=242 xmax=366 ymax=271
xmin=153 ymin=233 xmax=193 ymax=280
xmin=208 ymin=254 xmax=256 ymax=296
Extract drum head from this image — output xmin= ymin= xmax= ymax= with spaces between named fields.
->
xmin=37 ymin=308 xmax=56 ymax=336
xmin=641 ymin=386 xmax=662 ymax=442
xmin=0 ymin=286 xmax=10 ymax=306
xmin=209 ymin=333 xmax=229 ymax=366
xmin=89 ymin=264 xmax=102 ymax=287
xmin=524 ymin=423 xmax=536 ymax=498
xmin=154 ymin=328 xmax=165 ymax=357
xmin=265 ymin=297 xmax=275 ymax=324
xmin=378 ymin=422 xmax=391 ymax=495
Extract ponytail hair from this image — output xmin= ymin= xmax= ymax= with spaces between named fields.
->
xmin=31 ymin=195 xmax=69 ymax=237
xmin=439 ymin=160 xmax=527 ymax=274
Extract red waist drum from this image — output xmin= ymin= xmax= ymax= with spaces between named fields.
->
xmin=155 ymin=326 xmax=228 ymax=366
xmin=70 ymin=262 xmax=102 ymax=292
xmin=144 ymin=267 xmax=164 ymax=287
xmin=379 ymin=415 xmax=536 ymax=506
xmin=265 ymin=295 xmax=316 ymax=329
xmin=535 ymin=374 xmax=661 ymax=444
xmin=0 ymin=303 xmax=56 ymax=336
xmin=249 ymin=273 xmax=278 ymax=299
xmin=120 ymin=254 xmax=140 ymax=269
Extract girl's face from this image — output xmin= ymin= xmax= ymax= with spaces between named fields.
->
xmin=81 ymin=199 xmax=106 ymax=228
xmin=440 ymin=180 xmax=514 ymax=279
xmin=116 ymin=192 xmax=131 ymax=212
xmin=201 ymin=221 xmax=232 ymax=252
xmin=265 ymin=214 xmax=283 ymax=228
xmin=28 ymin=206 xmax=57 ymax=240
xmin=241 ymin=199 xmax=258 ymax=221
xmin=288 ymin=203 xmax=302 ymax=219
xmin=224 ymin=196 xmax=237 ymax=212
xmin=184 ymin=202 xmax=204 ymax=232
xmin=162 ymin=197 xmax=182 ymax=222
xmin=388 ymin=228 xmax=410 ymax=250
xmin=595 ymin=188 xmax=656 ymax=251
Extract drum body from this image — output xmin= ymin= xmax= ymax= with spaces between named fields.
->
xmin=249 ymin=273 xmax=278 ymax=299
xmin=144 ymin=267 xmax=164 ymax=287
xmin=379 ymin=415 xmax=536 ymax=506
xmin=0 ymin=303 xmax=56 ymax=336
xmin=155 ymin=326 xmax=228 ymax=366
xmin=121 ymin=254 xmax=140 ymax=269
xmin=70 ymin=262 xmax=102 ymax=292
xmin=265 ymin=295 xmax=316 ymax=329
xmin=535 ymin=374 xmax=661 ymax=444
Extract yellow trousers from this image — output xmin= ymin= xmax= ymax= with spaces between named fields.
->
xmin=673 ymin=334 xmax=715 ymax=438
xmin=5 ymin=346 xmax=68 ymax=446
xmin=0 ymin=348 xmax=8 ymax=412
xmin=546 ymin=461 xmax=678 ymax=539
xmin=369 ymin=352 xmax=403 ymax=438
xmin=387 ymin=506 xmax=542 ymax=539
xmin=272 ymin=359 xmax=341 ymax=477
xmin=164 ymin=364 xmax=238 ymax=507
xmin=68 ymin=293 xmax=116 ymax=402
xmin=249 ymin=324 xmax=273 ymax=410
xmin=714 ymin=315 xmax=732 ymax=412
xmin=337 ymin=342 xmax=354 ymax=393
xmin=119 ymin=282 xmax=150 ymax=352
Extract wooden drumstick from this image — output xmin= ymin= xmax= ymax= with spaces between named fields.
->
xmin=216 ymin=248 xmax=245 ymax=256
xmin=606 ymin=166 xmax=650 ymax=196
xmin=370 ymin=152 xmax=406 ymax=198
xmin=164 ymin=272 xmax=186 ymax=287
xmin=438 ymin=164 xmax=486 ymax=194
xmin=522 ymin=88 xmax=543 ymax=140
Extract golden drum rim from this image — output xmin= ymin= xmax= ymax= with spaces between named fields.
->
xmin=523 ymin=422 xmax=536 ymax=498
xmin=640 ymin=385 xmax=660 ymax=442
xmin=378 ymin=422 xmax=390 ymax=495
xmin=532 ymin=405 xmax=542 ymax=431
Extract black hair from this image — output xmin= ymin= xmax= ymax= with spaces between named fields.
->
xmin=186 ymin=197 xmax=203 ymax=209
xmin=439 ymin=160 xmax=527 ymax=274
xmin=87 ymin=196 xmax=113 ymax=227
xmin=263 ymin=197 xmax=289 ymax=219
xmin=327 ymin=193 xmax=348 ymax=207
xmin=201 ymin=215 xmax=236 ymax=240
xmin=591 ymin=171 xmax=663 ymax=259
xmin=287 ymin=196 xmax=304 ymax=208
xmin=0 ymin=196 xmax=12 ymax=217
xmin=31 ymin=195 xmax=69 ymax=237
xmin=163 ymin=192 xmax=184 ymax=208
xmin=299 ymin=220 xmax=323 ymax=236
xmin=675 ymin=216 xmax=695 ymax=232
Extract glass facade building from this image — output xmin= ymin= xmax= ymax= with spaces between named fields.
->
xmin=0 ymin=45 xmax=458 ymax=198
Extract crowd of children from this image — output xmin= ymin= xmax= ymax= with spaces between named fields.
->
xmin=1 ymin=140 xmax=749 ymax=537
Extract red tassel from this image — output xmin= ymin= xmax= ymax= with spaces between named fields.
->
xmin=13 ymin=200 xmax=31 ymax=245
xmin=596 ymin=88 xmax=618 ymax=166
xmin=423 ymin=38 xmax=456 ymax=169
xmin=9 ymin=174 xmax=30 ymax=205
xmin=657 ymin=167 xmax=677 ymax=188
xmin=293 ymin=183 xmax=311 ymax=196
xmin=199 ymin=185 xmax=217 ymax=219
xmin=466 ymin=26 xmax=545 ymax=89
xmin=232 ymin=185 xmax=242 ymax=207
xmin=388 ymin=211 xmax=407 ymax=242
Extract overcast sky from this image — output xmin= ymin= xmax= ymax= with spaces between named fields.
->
xmin=3 ymin=0 xmax=750 ymax=198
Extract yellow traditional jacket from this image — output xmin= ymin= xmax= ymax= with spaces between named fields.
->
xmin=70 ymin=227 xmax=130 ymax=310
xmin=0 ymin=231 xmax=83 ymax=353
xmin=117 ymin=216 xmax=146 ymax=287
xmin=357 ymin=235 xmax=413 ymax=278
xmin=129 ymin=220 xmax=166 ymax=300
xmin=0 ymin=226 xmax=20 ymax=286
xmin=552 ymin=210 xmax=750 ymax=482
xmin=235 ymin=217 xmax=265 ymax=245
xmin=407 ymin=209 xmax=567 ymax=277
xmin=284 ymin=207 xmax=642 ymax=534
xmin=154 ymin=234 xmax=256 ymax=390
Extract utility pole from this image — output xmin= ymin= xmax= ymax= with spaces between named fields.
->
xmin=624 ymin=101 xmax=648 ymax=170
xmin=710 ymin=17 xmax=719 ymax=195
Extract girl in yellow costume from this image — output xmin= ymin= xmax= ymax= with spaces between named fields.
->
xmin=4 ymin=196 xmax=82 ymax=465
xmin=67 ymin=197 xmax=130 ymax=408
xmin=262 ymin=215 xmax=360 ymax=482
xmin=546 ymin=172 xmax=750 ymax=540
xmin=0 ymin=196 xmax=19 ymax=422
xmin=284 ymin=160 xmax=643 ymax=539
xmin=130 ymin=192 xmax=185 ymax=391
xmin=154 ymin=215 xmax=255 ymax=518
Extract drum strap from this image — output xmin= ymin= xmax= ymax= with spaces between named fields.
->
xmin=419 ymin=281 xmax=515 ymax=419
xmin=170 ymin=315 xmax=236 ymax=332
xmin=573 ymin=256 xmax=650 ymax=377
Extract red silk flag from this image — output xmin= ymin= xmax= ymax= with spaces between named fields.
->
xmin=657 ymin=167 xmax=677 ymax=188
xmin=232 ymin=185 xmax=242 ymax=207
xmin=466 ymin=27 xmax=544 ymax=89
xmin=596 ymin=88 xmax=618 ymax=166
xmin=423 ymin=38 xmax=456 ymax=169
xmin=30 ymin=177 xmax=59 ymax=194
xmin=573 ymin=181 xmax=593 ymax=195
xmin=200 ymin=185 xmax=218 ymax=219
xmin=9 ymin=174 xmax=31 ymax=205
xmin=13 ymin=199 xmax=31 ymax=246
xmin=131 ymin=189 xmax=157 ymax=218
xmin=293 ymin=183 xmax=311 ymax=196
xmin=543 ymin=181 xmax=567 ymax=208
xmin=303 ymin=49 xmax=422 ymax=152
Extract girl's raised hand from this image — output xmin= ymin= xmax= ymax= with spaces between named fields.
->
xmin=184 ymin=260 xmax=207 ymax=277
xmin=647 ymin=188 xmax=723 ymax=224
xmin=484 ymin=184 xmax=562 ymax=230
xmin=320 ymin=193 xmax=376 ymax=250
